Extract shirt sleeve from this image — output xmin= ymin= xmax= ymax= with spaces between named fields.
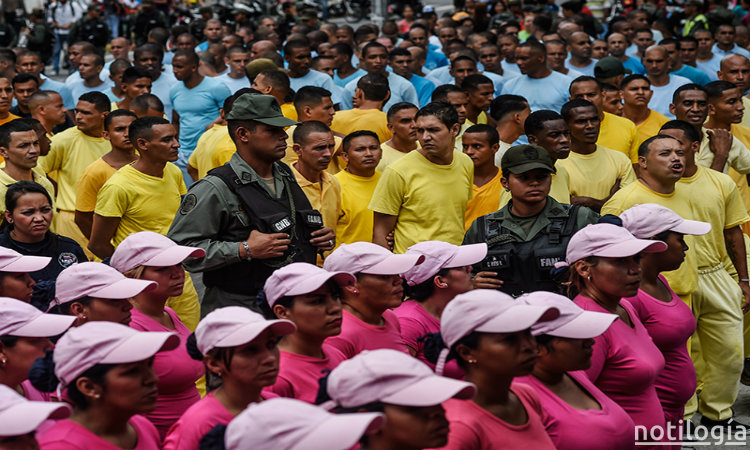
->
xmin=368 ymin=167 xmax=406 ymax=215
xmin=730 ymin=137 xmax=750 ymax=174
xmin=618 ymin=156 xmax=637 ymax=187
xmin=627 ymin=122 xmax=639 ymax=164
xmin=75 ymin=164 xmax=103 ymax=212
xmin=441 ymin=419 xmax=482 ymax=450
xmin=724 ymin=180 xmax=750 ymax=228
xmin=39 ymin=135 xmax=66 ymax=174
xmin=213 ymin=82 xmax=232 ymax=107
xmin=94 ymin=177 xmax=130 ymax=218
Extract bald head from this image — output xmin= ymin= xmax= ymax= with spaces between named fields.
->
xmin=643 ymin=45 xmax=669 ymax=78
xmin=250 ymin=40 xmax=277 ymax=60
xmin=644 ymin=45 xmax=667 ymax=59
xmin=719 ymin=53 xmax=750 ymax=92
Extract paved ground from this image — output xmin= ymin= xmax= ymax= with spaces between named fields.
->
xmin=686 ymin=384 xmax=750 ymax=449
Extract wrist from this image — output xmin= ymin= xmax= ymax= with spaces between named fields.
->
xmin=741 ymin=279 xmax=749 ymax=283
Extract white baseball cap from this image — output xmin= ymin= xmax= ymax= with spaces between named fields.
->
xmin=402 ymin=241 xmax=487 ymax=286
xmin=519 ymin=291 xmax=617 ymax=339
xmin=195 ymin=306 xmax=296 ymax=355
xmin=619 ymin=203 xmax=711 ymax=238
xmin=0 ymin=384 xmax=71 ymax=437
xmin=323 ymin=242 xmax=424 ymax=275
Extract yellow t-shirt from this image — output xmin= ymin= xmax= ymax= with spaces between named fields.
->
xmin=188 ymin=125 xmax=236 ymax=180
xmin=0 ymin=167 xmax=56 ymax=216
xmin=678 ymin=166 xmax=750 ymax=268
xmin=493 ymin=140 xmax=512 ymax=167
xmin=728 ymin=124 xmax=750 ymax=234
xmin=281 ymin=102 xmax=298 ymax=122
xmin=369 ymin=150 xmax=474 ymax=253
xmin=331 ymin=108 xmax=392 ymax=144
xmin=464 ymin=111 xmax=488 ymax=127
xmin=498 ymin=161 xmax=572 ymax=207
xmin=75 ymin=158 xmax=117 ymax=213
xmin=0 ymin=113 xmax=20 ymax=125
xmin=282 ymin=125 xmax=345 ymax=175
xmin=377 ymin=141 xmax=418 ymax=172
xmin=465 ymin=171 xmax=503 ymax=230
xmin=94 ymin=163 xmax=187 ymax=247
xmin=742 ymin=96 xmax=750 ymax=129
xmin=635 ymin=110 xmax=670 ymax=147
xmin=557 ymin=145 xmax=636 ymax=200
xmin=334 ymin=170 xmax=381 ymax=246
xmin=40 ymin=127 xmax=110 ymax=211
xmin=290 ymin=164 xmax=342 ymax=230
xmin=602 ymin=180 xmax=698 ymax=297
xmin=697 ymin=127 xmax=750 ymax=174
xmin=597 ymin=112 xmax=639 ymax=163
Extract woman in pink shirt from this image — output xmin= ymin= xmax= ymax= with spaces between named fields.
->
xmin=162 ymin=306 xmax=296 ymax=450
xmin=319 ymin=349 xmax=477 ymax=450
xmin=424 ymin=289 xmax=560 ymax=450
xmin=32 ymin=321 xmax=180 ymax=450
xmin=394 ymin=241 xmax=486 ymax=377
xmin=322 ymin=242 xmax=423 ymax=358
xmin=110 ymin=231 xmax=206 ymax=438
xmin=516 ymin=291 xmax=635 ymax=450
xmin=261 ymin=262 xmax=355 ymax=403
xmin=563 ymin=223 xmax=668 ymax=449
xmin=620 ymin=204 xmax=708 ymax=434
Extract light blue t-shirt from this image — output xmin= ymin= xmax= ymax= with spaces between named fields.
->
xmin=424 ymin=49 xmax=449 ymax=71
xmin=334 ymin=69 xmax=364 ymax=88
xmin=152 ymin=70 xmax=178 ymax=118
xmin=622 ymin=57 xmax=646 ymax=75
xmin=425 ymin=65 xmax=452 ymax=86
xmin=649 ymin=74 xmax=692 ymax=119
xmin=696 ymin=54 xmax=722 ymax=81
xmin=501 ymin=71 xmax=573 ymax=112
xmin=289 ymin=70 xmax=342 ymax=105
xmin=68 ymin=79 xmax=114 ymax=103
xmin=501 ymin=60 xmax=521 ymax=76
xmin=39 ymin=76 xmax=75 ymax=110
xmin=102 ymin=87 xmax=122 ymax=103
xmin=343 ymin=71 xmax=419 ymax=112
xmin=712 ymin=42 xmax=750 ymax=60
xmin=672 ymin=64 xmax=711 ymax=86
xmin=65 ymin=68 xmax=110 ymax=87
xmin=217 ymin=73 xmax=251 ymax=95
xmin=170 ymin=76 xmax=231 ymax=154
xmin=564 ymin=57 xmax=598 ymax=76
xmin=195 ymin=41 xmax=209 ymax=52
xmin=409 ymin=74 xmax=435 ymax=107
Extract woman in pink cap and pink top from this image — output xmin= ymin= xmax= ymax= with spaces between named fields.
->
xmin=516 ymin=291 xmax=635 ymax=450
xmin=619 ymin=204 xmax=709 ymax=434
xmin=162 ymin=306 xmax=296 ymax=450
xmin=564 ymin=223 xmax=668 ymax=448
xmin=109 ymin=231 xmax=206 ymax=438
xmin=394 ymin=240 xmax=487 ymax=378
xmin=261 ymin=262 xmax=355 ymax=403
xmin=425 ymin=289 xmax=560 ymax=450
xmin=31 ymin=321 xmax=180 ymax=450
xmin=318 ymin=349 xmax=477 ymax=450
xmin=0 ymin=246 xmax=50 ymax=303
xmin=322 ymin=242 xmax=422 ymax=358
xmin=0 ymin=297 xmax=75 ymax=402
xmin=0 ymin=384 xmax=72 ymax=450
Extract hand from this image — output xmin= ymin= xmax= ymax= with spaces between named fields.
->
xmin=246 ymin=230 xmax=291 ymax=259
xmin=385 ymin=231 xmax=395 ymax=251
xmin=706 ymin=128 xmax=732 ymax=158
xmin=473 ymin=271 xmax=504 ymax=289
xmin=608 ymin=177 xmax=622 ymax=197
xmin=310 ymin=227 xmax=335 ymax=251
xmin=740 ymin=281 xmax=750 ymax=314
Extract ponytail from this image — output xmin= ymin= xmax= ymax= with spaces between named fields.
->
xmin=28 ymin=349 xmax=58 ymax=393
xmin=186 ymin=333 xmax=203 ymax=361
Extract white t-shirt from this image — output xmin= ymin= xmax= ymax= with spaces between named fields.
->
xmin=649 ymin=74 xmax=692 ymax=119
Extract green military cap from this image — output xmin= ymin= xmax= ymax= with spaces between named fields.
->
xmin=226 ymin=93 xmax=299 ymax=127
xmin=594 ymin=56 xmax=632 ymax=79
xmin=501 ymin=144 xmax=556 ymax=175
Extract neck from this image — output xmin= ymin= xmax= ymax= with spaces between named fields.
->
xmin=2 ymin=164 xmax=33 ymax=182
xmin=465 ymin=369 xmax=513 ymax=405
xmin=420 ymin=294 xmax=452 ymax=320
xmin=638 ymin=173 xmax=675 ymax=194
xmin=579 ymin=287 xmax=621 ymax=313
xmin=570 ymin=140 xmax=597 ymax=155
xmin=131 ymin=293 xmax=168 ymax=319
xmin=184 ymin=72 xmax=203 ymax=89
xmin=132 ymin=156 xmax=166 ymax=177
xmin=528 ymin=66 xmax=552 ymax=79
xmin=81 ymin=126 xmax=104 ymax=138
xmin=510 ymin=197 xmax=546 ymax=217
xmin=343 ymin=299 xmax=385 ymax=326
xmin=465 ymin=104 xmax=482 ymax=123
xmin=683 ymin=159 xmax=698 ymax=177
xmin=116 ymin=97 xmax=131 ymax=110
xmin=338 ymin=63 xmax=357 ymax=77
xmin=213 ymin=380 xmax=263 ymax=416
xmin=639 ymin=260 xmax=661 ymax=289
xmin=531 ymin=364 xmax=565 ymax=386
xmin=705 ymin=116 xmax=732 ymax=130
xmin=672 ymin=61 xmax=684 ymax=71
xmin=718 ymin=42 xmax=733 ymax=51
xmin=473 ymin=163 xmax=498 ymax=186
xmin=622 ymin=104 xmax=651 ymax=125
xmin=83 ymin=76 xmax=104 ymax=88
xmin=648 ymin=73 xmax=670 ymax=87
xmin=388 ymin=134 xmax=417 ymax=152
xmin=112 ymin=85 xmax=124 ymax=97
xmin=104 ymin=147 xmax=138 ymax=168
xmin=17 ymin=104 xmax=29 ymax=114
xmin=497 ymin=122 xmax=520 ymax=144
xmin=239 ymin=149 xmax=274 ymax=178
xmin=697 ymin=49 xmax=713 ymax=60
xmin=229 ymin=71 xmax=245 ymax=80
xmin=418 ymin=146 xmax=454 ymax=165
xmin=278 ymin=332 xmax=326 ymax=358
xmin=289 ymin=67 xmax=309 ymax=78
xmin=293 ymin=162 xmax=323 ymax=184
xmin=346 ymin=166 xmax=376 ymax=178
xmin=34 ymin=116 xmax=54 ymax=134
xmin=356 ymin=100 xmax=382 ymax=110
xmin=570 ymin=55 xmax=591 ymax=66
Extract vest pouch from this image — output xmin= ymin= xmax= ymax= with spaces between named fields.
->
xmin=477 ymin=247 xmax=515 ymax=284
xmin=297 ymin=209 xmax=324 ymax=238
xmin=533 ymin=247 xmax=566 ymax=279
xmin=258 ymin=212 xmax=294 ymax=235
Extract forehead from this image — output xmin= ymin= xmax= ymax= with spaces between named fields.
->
xmin=649 ymin=137 xmax=680 ymax=151
xmin=677 ymin=89 xmax=708 ymax=102
xmin=18 ymin=55 xmax=40 ymax=63
xmin=571 ymin=80 xmax=599 ymax=93
xmin=394 ymin=107 xmax=417 ymax=119
xmin=109 ymin=115 xmax=136 ymax=127
xmin=305 ymin=131 xmax=334 ymax=143
xmin=365 ymin=47 xmax=387 ymax=57
xmin=445 ymin=91 xmax=468 ymax=102
xmin=349 ymin=135 xmax=379 ymax=147
xmin=540 ymin=119 xmax=568 ymax=131
xmin=8 ymin=130 xmax=37 ymax=144
xmin=461 ymin=132 xmax=489 ymax=143
xmin=151 ymin=123 xmax=176 ymax=136
xmin=416 ymin=114 xmax=448 ymax=128
xmin=625 ymin=78 xmax=650 ymax=89
xmin=569 ymin=106 xmax=598 ymax=118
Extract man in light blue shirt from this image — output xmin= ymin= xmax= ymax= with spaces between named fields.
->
xmin=713 ymin=24 xmax=750 ymax=60
xmin=695 ymin=29 xmax=723 ymax=81
xmin=284 ymin=40 xmax=342 ymax=106
xmin=644 ymin=45 xmax=692 ymax=118
xmin=565 ymin=31 xmax=598 ymax=76
xmin=388 ymin=48 xmax=435 ymax=107
xmin=501 ymin=40 xmax=572 ymax=113
xmin=217 ymin=47 xmax=251 ymax=94
xmin=660 ymin=38 xmax=712 ymax=85
xmin=134 ymin=43 xmax=177 ymax=119
xmin=67 ymin=54 xmax=113 ymax=101
xmin=407 ymin=25 xmax=448 ymax=71
xmin=195 ymin=19 xmax=223 ymax=52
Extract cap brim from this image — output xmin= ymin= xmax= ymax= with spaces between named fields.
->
xmin=90 ymin=278 xmax=158 ymax=299
xmin=446 ymin=243 xmax=488 ymax=268
xmin=296 ymin=412 xmax=385 ymax=450
xmin=255 ymin=116 xmax=300 ymax=128
xmin=0 ymin=401 xmax=71 ymax=436
xmin=476 ymin=304 xmax=559 ymax=334
xmin=362 ymin=254 xmax=425 ymax=275
xmin=215 ymin=319 xmax=297 ymax=349
xmin=596 ymin=239 xmax=667 ymax=258
xmin=141 ymin=246 xmax=206 ymax=268
xmin=542 ymin=311 xmax=618 ymax=339
xmin=672 ymin=219 xmax=711 ymax=236
xmin=100 ymin=331 xmax=180 ymax=365
xmin=0 ymin=255 xmax=51 ymax=272
xmin=280 ymin=271 xmax=356 ymax=302
xmin=12 ymin=313 xmax=76 ymax=338
xmin=506 ymin=162 xmax=556 ymax=175
xmin=382 ymin=376 xmax=476 ymax=407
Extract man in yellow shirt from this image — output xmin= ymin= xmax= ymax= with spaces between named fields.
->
xmin=0 ymin=77 xmax=20 ymax=126
xmin=39 ymin=91 xmax=111 ymax=256
xmin=462 ymin=124 xmax=502 ymax=230
xmin=28 ymin=91 xmax=67 ymax=136
xmin=569 ymin=76 xmax=640 ymax=163
xmin=290 ymin=121 xmax=342 ymax=230
xmin=621 ymin=75 xmax=670 ymax=146
xmin=461 ymin=74 xmax=493 ymax=127
xmin=112 ymin=67 xmax=152 ymax=111
xmin=75 ymin=110 xmax=138 ymax=240
xmin=558 ymin=99 xmax=636 ymax=212
xmin=331 ymin=73 xmax=393 ymax=144
xmin=379 ymin=102 xmax=419 ymax=172
xmin=370 ymin=102 xmax=474 ymax=253
xmin=335 ymin=130 xmax=382 ymax=246
xmin=490 ymin=94 xmax=530 ymax=166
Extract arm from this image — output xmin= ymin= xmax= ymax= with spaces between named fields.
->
xmin=372 ymin=212 xmax=397 ymax=249
xmin=172 ymin=110 xmax=180 ymax=137
xmin=187 ymin=164 xmax=199 ymax=182
xmin=706 ymin=128 xmax=732 ymax=172
xmin=571 ymin=177 xmax=621 ymax=213
xmin=88 ymin=214 xmax=121 ymax=259
xmin=74 ymin=210 xmax=94 ymax=239
xmin=724 ymin=225 xmax=750 ymax=312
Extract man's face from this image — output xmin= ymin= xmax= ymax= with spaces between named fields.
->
xmin=634 ymin=32 xmax=654 ymax=52
xmin=34 ymin=123 xmax=51 ymax=156
xmin=78 ymin=55 xmax=102 ymax=81
xmin=567 ymin=106 xmax=601 ymax=144
xmin=388 ymin=107 xmax=418 ymax=141
xmin=607 ymin=33 xmax=628 ymax=57
xmin=343 ymin=135 xmax=381 ymax=173
xmin=68 ymin=46 xmax=86 ymax=69
xmin=719 ymin=56 xmax=750 ymax=92
xmin=717 ymin=25 xmax=736 ymax=47
xmin=545 ymin=43 xmax=567 ymax=70
xmin=408 ymin=28 xmax=427 ymax=49
xmin=286 ymin=47 xmax=312 ymax=74
xmin=204 ymin=21 xmax=223 ymax=42
xmin=570 ymin=80 xmax=604 ymax=112
xmin=314 ymin=58 xmax=337 ymax=78
xmin=110 ymin=38 xmax=129 ymax=60
xmin=134 ymin=51 xmax=161 ymax=78
xmin=603 ymin=90 xmax=623 ymax=115
xmin=445 ymin=91 xmax=468 ymax=124
xmin=390 ymin=54 xmax=412 ymax=79
xmin=222 ymin=35 xmax=241 ymax=50
xmin=659 ymin=128 xmax=697 ymax=166
xmin=171 ymin=55 xmax=196 ymax=81
xmin=16 ymin=55 xmax=43 ymax=76
xmin=335 ymin=28 xmax=353 ymax=44
xmin=416 ymin=115 xmax=457 ymax=156
xmin=13 ymin=80 xmax=38 ymax=109
xmin=696 ymin=31 xmax=714 ymax=54
xmin=296 ymin=131 xmax=335 ymax=172
xmin=259 ymin=17 xmax=277 ymax=32
xmin=226 ymin=51 xmax=250 ymax=77
xmin=0 ymin=79 xmax=13 ymax=114
xmin=123 ymin=76 xmax=152 ymax=100
xmin=43 ymin=93 xmax=67 ymax=125
xmin=479 ymin=46 xmax=501 ymax=71
xmin=639 ymin=137 xmax=685 ymax=183
xmin=307 ymin=96 xmax=336 ymax=126
xmin=74 ymin=100 xmax=105 ymax=134
xmin=528 ymin=119 xmax=571 ymax=160
xmin=643 ymin=49 xmax=668 ymax=78
xmin=467 ymin=83 xmax=494 ymax=112
xmin=250 ymin=41 xmax=275 ymax=60
xmin=462 ymin=132 xmax=497 ymax=168
xmin=104 ymin=114 xmax=136 ymax=150
xmin=670 ymin=89 xmax=709 ymax=127
xmin=438 ymin=27 xmax=457 ymax=47
xmin=0 ymin=130 xmax=39 ymax=171
xmin=176 ymin=35 xmax=196 ymax=51
xmin=250 ymin=73 xmax=271 ymax=95
xmin=515 ymin=46 xmax=543 ymax=75
xmin=592 ymin=40 xmax=608 ymax=59
xmin=568 ymin=32 xmax=592 ymax=59
xmin=139 ymin=124 xmax=180 ymax=163
xmin=468 ymin=35 xmax=488 ymax=54
xmin=362 ymin=47 xmax=388 ymax=73
xmin=629 ymin=11 xmax=649 ymax=30
xmin=614 ymin=21 xmax=634 ymax=41
xmin=498 ymin=37 xmax=518 ymax=60
xmin=680 ymin=40 xmax=698 ymax=65
xmin=622 ymin=79 xmax=653 ymax=108
xmin=662 ymin=43 xmax=680 ymax=71
xmin=710 ymin=87 xmax=745 ymax=124
xmin=450 ymin=60 xmax=477 ymax=86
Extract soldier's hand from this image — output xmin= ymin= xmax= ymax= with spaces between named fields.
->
xmin=310 ymin=227 xmax=336 ymax=251
xmin=247 ymin=230 xmax=291 ymax=259
xmin=473 ymin=271 xmax=504 ymax=289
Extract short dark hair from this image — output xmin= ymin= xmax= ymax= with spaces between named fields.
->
xmin=121 ymin=66 xmax=152 ymax=85
xmin=490 ymin=95 xmax=528 ymax=121
xmin=388 ymin=47 xmax=411 ymax=60
xmin=0 ymin=48 xmax=16 ymax=66
xmin=660 ymin=119 xmax=701 ymax=144
xmin=672 ymin=83 xmax=707 ymax=104
xmin=258 ymin=69 xmax=289 ymax=95
xmin=525 ymin=110 xmax=564 ymax=136
xmin=431 ymin=84 xmax=465 ymax=102
xmin=173 ymin=49 xmax=199 ymax=66
xmin=621 ymin=74 xmax=650 ymax=89
xmin=450 ymin=54 xmax=477 ymax=68
xmin=128 ymin=116 xmax=170 ymax=150
xmin=104 ymin=109 xmax=137 ymax=131
xmin=109 ymin=58 xmax=132 ymax=75
xmin=134 ymin=43 xmax=164 ymax=61
xmin=362 ymin=42 xmax=387 ymax=59
xmin=0 ymin=120 xmax=34 ymax=149
xmin=415 ymin=102 xmax=459 ymax=130
xmin=463 ymin=124 xmax=499 ymax=145
xmin=342 ymin=130 xmax=379 ymax=153
xmin=705 ymin=80 xmax=740 ymax=101
xmin=11 ymin=73 xmax=39 ymax=87
xmin=78 ymin=92 xmax=111 ymax=113
xmin=357 ymin=73 xmax=389 ymax=102
xmin=284 ymin=38 xmax=311 ymax=55
xmin=386 ymin=102 xmax=418 ymax=122
xmin=569 ymin=76 xmax=600 ymax=94
xmin=330 ymin=42 xmax=353 ymax=59
xmin=638 ymin=134 xmax=678 ymax=157
xmin=561 ymin=98 xmax=597 ymax=121
xmin=294 ymin=86 xmax=332 ymax=111
xmin=131 ymin=93 xmax=164 ymax=114
xmin=81 ymin=52 xmax=104 ymax=67
xmin=293 ymin=120 xmax=332 ymax=146
xmin=518 ymin=39 xmax=546 ymax=55
xmin=461 ymin=74 xmax=493 ymax=93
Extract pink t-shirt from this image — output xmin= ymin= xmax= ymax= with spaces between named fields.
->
xmin=325 ymin=309 xmax=408 ymax=358
xmin=270 ymin=344 xmax=347 ymax=404
xmin=129 ymin=307 xmax=204 ymax=438
xmin=38 ymin=415 xmax=160 ymax=450
xmin=393 ymin=300 xmax=464 ymax=379
xmin=435 ymin=383 xmax=556 ymax=450
xmin=625 ymin=275 xmax=697 ymax=423
xmin=517 ymin=371 xmax=635 ymax=450
xmin=574 ymin=295 xmax=666 ymax=448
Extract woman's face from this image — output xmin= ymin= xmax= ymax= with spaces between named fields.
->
xmin=5 ymin=192 xmax=52 ymax=243
xmin=78 ymin=298 xmax=134 ymax=326
xmin=441 ymin=266 xmax=474 ymax=296
xmin=98 ymin=358 xmax=159 ymax=415
xmin=220 ymin=328 xmax=281 ymax=389
xmin=380 ymin=404 xmax=450 ymax=450
xmin=278 ymin=283 xmax=343 ymax=339
xmin=0 ymin=272 xmax=35 ymax=303
xmin=0 ymin=337 xmax=53 ymax=387
xmin=355 ymin=274 xmax=404 ymax=310
xmin=141 ymin=264 xmax=184 ymax=299
xmin=502 ymin=169 xmax=552 ymax=206
xmin=649 ymin=232 xmax=687 ymax=273
xmin=538 ymin=337 xmax=595 ymax=372
xmin=462 ymin=330 xmax=538 ymax=378
xmin=585 ymin=255 xmax=643 ymax=299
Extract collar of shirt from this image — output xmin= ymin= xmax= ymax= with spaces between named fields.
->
xmin=228 ymin=152 xmax=288 ymax=199
xmin=489 ymin=197 xmax=570 ymax=240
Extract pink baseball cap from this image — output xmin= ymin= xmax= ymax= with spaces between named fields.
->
xmin=324 ymin=349 xmax=476 ymax=409
xmin=51 ymin=262 xmax=158 ymax=309
xmin=0 ymin=297 xmax=75 ymax=337
xmin=0 ymin=246 xmax=50 ymax=272
xmin=560 ymin=223 xmax=667 ymax=267
xmin=519 ymin=291 xmax=617 ymax=338
xmin=264 ymin=262 xmax=356 ymax=307
xmin=619 ymin=204 xmax=711 ymax=239
xmin=109 ymin=231 xmax=206 ymax=273
xmin=225 ymin=398 xmax=384 ymax=450
xmin=323 ymin=242 xmax=424 ymax=275
xmin=0 ymin=384 xmax=71 ymax=437
xmin=53 ymin=321 xmax=179 ymax=387
xmin=403 ymin=241 xmax=487 ymax=286
xmin=195 ymin=306 xmax=296 ymax=354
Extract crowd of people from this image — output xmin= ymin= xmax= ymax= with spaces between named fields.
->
xmin=3 ymin=0 xmax=750 ymax=448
